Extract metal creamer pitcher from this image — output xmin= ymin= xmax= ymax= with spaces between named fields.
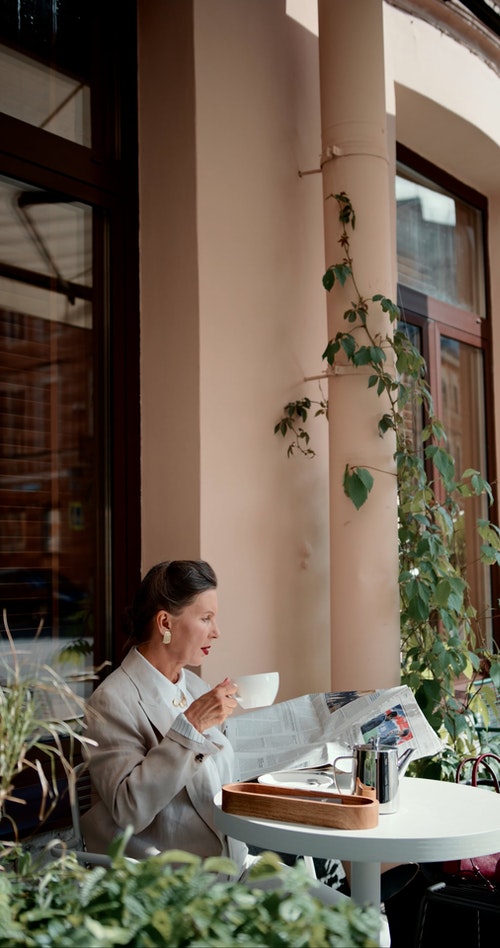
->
xmin=333 ymin=741 xmax=400 ymax=814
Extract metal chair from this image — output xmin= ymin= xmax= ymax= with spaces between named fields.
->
xmin=51 ymin=761 xmax=112 ymax=867
xmin=65 ymin=761 xmax=90 ymax=849
xmin=414 ymin=881 xmax=500 ymax=948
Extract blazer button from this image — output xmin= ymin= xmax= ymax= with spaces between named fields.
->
xmin=195 ymin=753 xmax=205 ymax=762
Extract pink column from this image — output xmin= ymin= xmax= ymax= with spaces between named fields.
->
xmin=318 ymin=0 xmax=400 ymax=690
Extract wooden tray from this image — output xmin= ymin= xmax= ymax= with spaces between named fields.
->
xmin=221 ymin=781 xmax=379 ymax=829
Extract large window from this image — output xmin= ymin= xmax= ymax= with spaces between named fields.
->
xmin=0 ymin=175 xmax=96 ymax=700
xmin=396 ymin=147 xmax=496 ymax=648
xmin=0 ymin=2 xmax=140 ymax=708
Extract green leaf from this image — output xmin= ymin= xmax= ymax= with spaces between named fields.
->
xmin=372 ymin=294 xmax=400 ymax=320
xmin=426 ymin=445 xmax=456 ymax=484
xmin=332 ymin=263 xmax=352 ymax=286
xmin=322 ymin=338 xmax=340 ymax=363
xmin=245 ymin=851 xmax=283 ymax=879
xmin=378 ymin=414 xmax=394 ymax=436
xmin=56 ymin=639 xmax=94 ymax=665
xmin=416 ymin=678 xmax=442 ymax=714
xmin=369 ymin=346 xmax=386 ymax=365
xmin=480 ymin=544 xmax=500 ymax=565
xmin=322 ymin=267 xmax=334 ymax=291
xmin=353 ymin=346 xmax=371 ymax=366
xmin=433 ymin=579 xmax=453 ymax=608
xmin=488 ymin=661 xmax=500 ymax=690
xmin=343 ymin=466 xmax=374 ymax=509
xmin=341 ymin=334 xmax=357 ymax=359
xmin=477 ymin=519 xmax=500 ymax=548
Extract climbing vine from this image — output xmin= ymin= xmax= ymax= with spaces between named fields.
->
xmin=276 ymin=192 xmax=500 ymax=777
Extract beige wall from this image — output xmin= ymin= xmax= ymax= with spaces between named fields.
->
xmin=138 ymin=0 xmax=201 ymax=561
xmin=384 ymin=5 xmax=500 ymax=193
xmin=194 ymin=0 xmax=330 ymax=697
xmin=139 ymin=0 xmax=330 ymax=702
xmin=138 ymin=0 xmax=500 ymax=702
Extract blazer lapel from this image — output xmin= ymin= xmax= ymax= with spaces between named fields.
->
xmin=121 ymin=648 xmax=174 ymax=736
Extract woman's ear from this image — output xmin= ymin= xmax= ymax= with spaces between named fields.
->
xmin=156 ymin=610 xmax=172 ymax=645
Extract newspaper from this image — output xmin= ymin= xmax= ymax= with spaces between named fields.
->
xmin=225 ymin=685 xmax=443 ymax=782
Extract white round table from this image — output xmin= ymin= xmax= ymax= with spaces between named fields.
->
xmin=214 ymin=776 xmax=500 ymax=907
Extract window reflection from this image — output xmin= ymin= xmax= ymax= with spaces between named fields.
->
xmin=440 ymin=336 xmax=491 ymax=644
xmin=0 ymin=0 xmax=91 ymax=146
xmin=396 ymin=170 xmax=485 ymax=316
xmin=398 ymin=321 xmax=424 ymax=458
xmin=0 ymin=174 xmax=95 ymax=698
xmin=0 ymin=43 xmax=90 ymax=144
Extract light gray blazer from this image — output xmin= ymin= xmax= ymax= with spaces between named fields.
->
xmin=81 ymin=649 xmax=247 ymax=871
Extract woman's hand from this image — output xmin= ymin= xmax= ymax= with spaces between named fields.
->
xmin=184 ymin=677 xmax=238 ymax=732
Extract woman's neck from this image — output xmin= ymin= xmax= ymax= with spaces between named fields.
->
xmin=136 ymin=641 xmax=182 ymax=684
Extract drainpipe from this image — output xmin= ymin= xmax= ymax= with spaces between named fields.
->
xmin=318 ymin=0 xmax=400 ymax=690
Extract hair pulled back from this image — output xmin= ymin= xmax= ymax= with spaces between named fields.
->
xmin=123 ymin=560 xmax=217 ymax=647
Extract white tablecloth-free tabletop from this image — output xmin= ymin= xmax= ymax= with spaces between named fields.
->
xmin=214 ymin=776 xmax=500 ymax=907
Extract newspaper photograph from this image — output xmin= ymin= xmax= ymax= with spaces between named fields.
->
xmin=225 ymin=685 xmax=443 ymax=782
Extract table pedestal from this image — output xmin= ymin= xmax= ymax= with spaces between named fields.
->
xmin=350 ymin=860 xmax=381 ymax=907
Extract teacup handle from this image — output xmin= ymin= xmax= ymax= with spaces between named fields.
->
xmin=332 ymin=754 xmax=354 ymax=794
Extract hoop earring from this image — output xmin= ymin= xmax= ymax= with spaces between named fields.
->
xmin=162 ymin=628 xmax=172 ymax=645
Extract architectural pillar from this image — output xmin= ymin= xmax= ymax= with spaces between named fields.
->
xmin=318 ymin=0 xmax=401 ymax=690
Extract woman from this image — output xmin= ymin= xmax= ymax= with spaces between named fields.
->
xmin=81 ymin=560 xmax=247 ymax=868
xmin=80 ymin=559 xmax=395 ymax=942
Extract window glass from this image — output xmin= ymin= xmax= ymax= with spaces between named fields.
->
xmin=0 ymin=174 xmax=95 ymax=707
xmin=396 ymin=154 xmax=493 ymax=648
xmin=398 ymin=321 xmax=424 ymax=458
xmin=439 ymin=336 xmax=491 ymax=642
xmin=0 ymin=0 xmax=91 ymax=146
xmin=396 ymin=168 xmax=485 ymax=316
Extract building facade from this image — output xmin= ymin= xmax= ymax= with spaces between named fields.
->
xmin=0 ymin=0 xmax=499 ymax=708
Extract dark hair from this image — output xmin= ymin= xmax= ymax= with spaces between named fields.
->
xmin=123 ymin=560 xmax=217 ymax=646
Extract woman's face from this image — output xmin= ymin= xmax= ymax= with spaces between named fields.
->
xmin=167 ymin=588 xmax=220 ymax=667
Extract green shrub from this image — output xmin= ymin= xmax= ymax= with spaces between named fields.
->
xmin=0 ymin=842 xmax=380 ymax=947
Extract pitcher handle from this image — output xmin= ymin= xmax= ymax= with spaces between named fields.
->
xmin=332 ymin=754 xmax=354 ymax=794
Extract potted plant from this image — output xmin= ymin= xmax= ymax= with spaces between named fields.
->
xmin=0 ymin=623 xmax=97 ymax=843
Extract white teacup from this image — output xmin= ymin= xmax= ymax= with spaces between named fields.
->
xmin=233 ymin=672 xmax=279 ymax=709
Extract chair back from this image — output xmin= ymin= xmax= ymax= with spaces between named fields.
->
xmin=50 ymin=760 xmax=112 ymax=867
xmin=67 ymin=761 xmax=93 ymax=851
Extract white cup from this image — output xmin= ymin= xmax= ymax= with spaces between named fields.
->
xmin=233 ymin=672 xmax=279 ymax=709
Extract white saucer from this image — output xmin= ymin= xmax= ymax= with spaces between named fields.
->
xmin=257 ymin=770 xmax=335 ymax=791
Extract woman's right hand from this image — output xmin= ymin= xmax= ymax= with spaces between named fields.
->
xmin=184 ymin=677 xmax=238 ymax=733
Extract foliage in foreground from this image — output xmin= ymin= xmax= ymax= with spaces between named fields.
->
xmin=0 ymin=842 xmax=380 ymax=948
xmin=0 ymin=621 xmax=98 ymax=836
